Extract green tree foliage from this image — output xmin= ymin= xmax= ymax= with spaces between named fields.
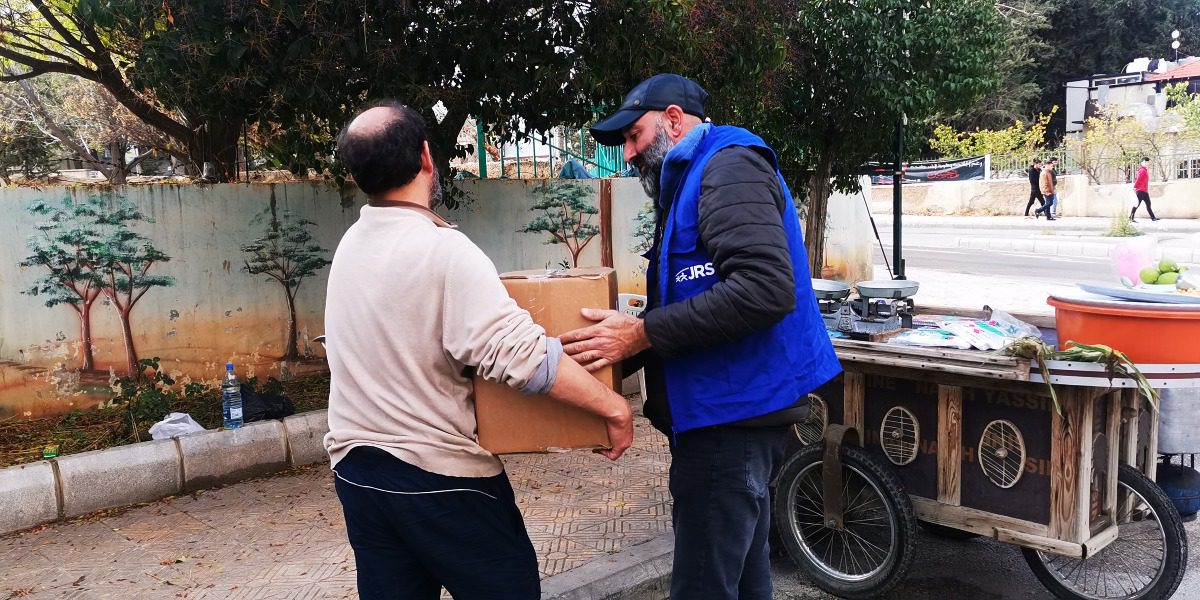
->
xmin=0 ymin=121 xmax=54 ymax=182
xmin=1166 ymin=82 xmax=1200 ymax=134
xmin=939 ymin=1 xmax=1051 ymax=131
xmin=241 ymin=207 xmax=331 ymax=360
xmin=0 ymin=0 xmax=600 ymax=187
xmin=520 ymin=182 xmax=600 ymax=268
xmin=580 ymin=0 xmax=1006 ymax=271
xmin=21 ymin=196 xmax=108 ymax=371
xmin=769 ymin=0 xmax=1007 ymax=272
xmin=929 ymin=108 xmax=1057 ymax=159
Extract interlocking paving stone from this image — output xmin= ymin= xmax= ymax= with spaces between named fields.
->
xmin=0 ymin=414 xmax=672 ymax=598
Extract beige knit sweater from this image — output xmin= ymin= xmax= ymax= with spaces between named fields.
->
xmin=323 ymin=205 xmax=547 ymax=477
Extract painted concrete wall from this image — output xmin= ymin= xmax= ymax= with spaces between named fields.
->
xmin=820 ymin=178 xmax=875 ymax=284
xmin=0 ymin=175 xmax=835 ymax=418
xmin=870 ymin=175 xmax=1200 ymax=218
xmin=0 ymin=183 xmax=359 ymax=417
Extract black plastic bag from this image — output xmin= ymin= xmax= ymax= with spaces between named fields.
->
xmin=240 ymin=383 xmax=295 ymax=423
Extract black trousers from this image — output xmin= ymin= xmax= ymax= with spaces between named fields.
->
xmin=1025 ymin=190 xmax=1044 ymax=215
xmin=333 ymin=446 xmax=539 ymax=600
xmin=668 ymin=425 xmax=790 ymax=600
xmin=1131 ymin=191 xmax=1157 ymax=220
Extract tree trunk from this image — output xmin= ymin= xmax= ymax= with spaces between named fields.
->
xmin=804 ymin=151 xmax=835 ymax=277
xmin=118 ymin=308 xmax=139 ymax=377
xmin=78 ymin=300 xmax=96 ymax=371
xmin=283 ymin=288 xmax=299 ymax=360
xmin=108 ymin=139 xmax=127 ymax=185
xmin=187 ymin=119 xmax=243 ymax=182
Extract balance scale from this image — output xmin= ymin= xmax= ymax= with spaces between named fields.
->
xmin=813 ymin=279 xmax=920 ymax=340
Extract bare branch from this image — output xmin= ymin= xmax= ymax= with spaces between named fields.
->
xmin=30 ymin=0 xmax=101 ymax=63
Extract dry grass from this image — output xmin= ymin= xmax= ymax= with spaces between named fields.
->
xmin=0 ymin=372 xmax=330 ymax=469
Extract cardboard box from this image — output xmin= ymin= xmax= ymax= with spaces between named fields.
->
xmin=475 ymin=267 xmax=617 ymax=454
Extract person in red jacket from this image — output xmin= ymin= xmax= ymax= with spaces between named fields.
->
xmin=1131 ymin=157 xmax=1159 ymax=222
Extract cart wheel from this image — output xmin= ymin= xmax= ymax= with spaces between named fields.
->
xmin=1022 ymin=465 xmax=1188 ymax=600
xmin=773 ymin=443 xmax=917 ymax=599
xmin=918 ymin=520 xmax=981 ymax=541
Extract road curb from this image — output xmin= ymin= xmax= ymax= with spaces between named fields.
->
xmin=954 ymin=236 xmax=1200 ymax=263
xmin=541 ymin=533 xmax=673 ymax=600
xmin=0 ymin=409 xmax=331 ymax=536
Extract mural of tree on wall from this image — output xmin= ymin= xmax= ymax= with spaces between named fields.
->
xmin=21 ymin=197 xmax=107 ymax=371
xmin=519 ymin=182 xmax=600 ymax=268
xmin=630 ymin=202 xmax=655 ymax=256
xmin=91 ymin=198 xmax=175 ymax=376
xmin=241 ymin=208 xmax=331 ymax=360
xmin=19 ymin=196 xmax=173 ymax=377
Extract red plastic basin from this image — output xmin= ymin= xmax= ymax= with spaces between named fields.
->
xmin=1048 ymin=296 xmax=1200 ymax=364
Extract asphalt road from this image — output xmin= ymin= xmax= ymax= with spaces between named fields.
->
xmin=874 ymin=246 xmax=1113 ymax=282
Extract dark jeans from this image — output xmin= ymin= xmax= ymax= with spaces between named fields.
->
xmin=1025 ymin=190 xmax=1044 ymax=215
xmin=668 ymin=425 xmax=790 ymax=600
xmin=333 ymin=446 xmax=539 ymax=600
xmin=1132 ymin=191 xmax=1157 ymax=220
xmin=1036 ymin=193 xmax=1056 ymax=217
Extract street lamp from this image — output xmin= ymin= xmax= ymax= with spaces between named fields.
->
xmin=1172 ymin=30 xmax=1182 ymax=62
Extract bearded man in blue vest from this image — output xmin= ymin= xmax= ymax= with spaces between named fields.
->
xmin=560 ymin=74 xmax=841 ymax=599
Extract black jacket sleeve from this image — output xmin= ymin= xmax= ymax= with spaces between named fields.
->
xmin=643 ymin=146 xmax=796 ymax=358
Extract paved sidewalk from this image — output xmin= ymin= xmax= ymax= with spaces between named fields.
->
xmin=0 ymin=412 xmax=671 ymax=600
xmin=878 ymin=215 xmax=1200 ymax=260
xmin=876 ymin=215 xmax=1200 ymax=234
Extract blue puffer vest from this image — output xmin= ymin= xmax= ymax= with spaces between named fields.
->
xmin=654 ymin=124 xmax=841 ymax=433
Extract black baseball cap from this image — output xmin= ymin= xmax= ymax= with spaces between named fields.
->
xmin=589 ymin=74 xmax=709 ymax=146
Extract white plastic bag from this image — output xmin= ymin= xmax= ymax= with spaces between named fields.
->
xmin=149 ymin=412 xmax=206 ymax=440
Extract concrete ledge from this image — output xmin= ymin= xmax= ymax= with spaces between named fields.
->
xmin=179 ymin=420 xmax=288 ymax=491
xmin=541 ymin=533 xmax=673 ymax=600
xmin=1011 ymin=239 xmax=1035 ymax=253
xmin=0 ymin=461 xmax=60 ymax=532
xmin=56 ymin=440 xmax=182 ymax=518
xmin=1033 ymin=240 xmax=1058 ymax=255
xmin=1058 ymin=242 xmax=1084 ymax=257
xmin=282 ymin=410 xmax=330 ymax=467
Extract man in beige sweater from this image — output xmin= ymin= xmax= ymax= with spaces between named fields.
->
xmin=323 ymin=100 xmax=633 ymax=600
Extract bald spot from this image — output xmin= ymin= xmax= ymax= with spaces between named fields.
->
xmin=346 ymin=106 xmax=404 ymax=141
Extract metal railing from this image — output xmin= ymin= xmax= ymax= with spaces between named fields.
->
xmin=986 ymin=150 xmax=1200 ymax=184
xmin=470 ymin=118 xmax=629 ymax=180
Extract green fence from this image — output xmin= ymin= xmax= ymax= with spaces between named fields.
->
xmin=474 ymin=119 xmax=628 ymax=179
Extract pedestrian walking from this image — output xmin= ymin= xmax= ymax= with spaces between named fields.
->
xmin=1130 ymin=156 xmax=1159 ymax=222
xmin=323 ymin=100 xmax=634 ymax=600
xmin=1034 ymin=157 xmax=1057 ymax=220
xmin=1024 ymin=158 xmax=1044 ymax=217
xmin=559 ymin=74 xmax=841 ymax=600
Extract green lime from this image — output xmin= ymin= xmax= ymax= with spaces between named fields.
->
xmin=1160 ymin=258 xmax=1179 ymax=273
xmin=1140 ymin=267 xmax=1162 ymax=284
xmin=1157 ymin=272 xmax=1179 ymax=285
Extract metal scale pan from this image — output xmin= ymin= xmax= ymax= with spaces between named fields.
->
xmin=812 ymin=278 xmax=851 ymax=302
xmin=855 ymin=280 xmax=919 ymax=300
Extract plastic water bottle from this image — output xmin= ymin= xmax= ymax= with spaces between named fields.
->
xmin=222 ymin=363 xmax=244 ymax=429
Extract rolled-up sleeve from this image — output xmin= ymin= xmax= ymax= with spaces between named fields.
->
xmin=441 ymin=241 xmax=553 ymax=391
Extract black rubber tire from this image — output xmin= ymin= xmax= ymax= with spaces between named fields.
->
xmin=918 ymin=520 xmax=981 ymax=541
xmin=1022 ymin=465 xmax=1188 ymax=600
xmin=773 ymin=443 xmax=917 ymax=599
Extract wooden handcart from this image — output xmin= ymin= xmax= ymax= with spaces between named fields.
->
xmin=773 ymin=339 xmax=1191 ymax=599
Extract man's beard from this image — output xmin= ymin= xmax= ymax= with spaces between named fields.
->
xmin=632 ymin=122 xmax=674 ymax=199
xmin=429 ymin=166 xmax=444 ymax=209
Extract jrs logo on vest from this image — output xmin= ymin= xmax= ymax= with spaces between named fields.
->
xmin=674 ymin=262 xmax=715 ymax=283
